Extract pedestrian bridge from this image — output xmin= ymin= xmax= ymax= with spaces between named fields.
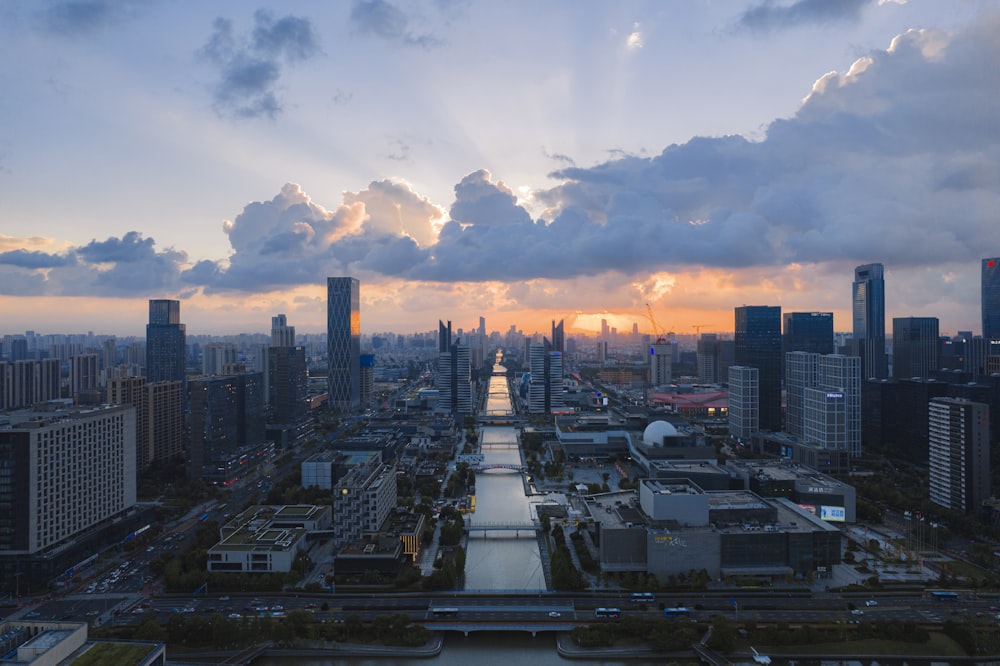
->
xmin=471 ymin=464 xmax=525 ymax=473
xmin=465 ymin=520 xmax=540 ymax=537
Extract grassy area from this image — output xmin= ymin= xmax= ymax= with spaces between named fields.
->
xmin=70 ymin=642 xmax=159 ymax=665
xmin=753 ymin=633 xmax=966 ymax=657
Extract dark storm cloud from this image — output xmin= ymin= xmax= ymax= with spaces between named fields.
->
xmin=37 ymin=0 xmax=149 ymax=36
xmin=739 ymin=0 xmax=872 ymax=32
xmin=349 ymin=0 xmax=440 ymax=48
xmin=199 ymin=10 xmax=320 ymax=119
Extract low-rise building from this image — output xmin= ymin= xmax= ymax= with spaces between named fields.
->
xmin=207 ymin=505 xmax=330 ymax=573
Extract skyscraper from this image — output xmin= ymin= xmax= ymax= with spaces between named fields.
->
xmin=734 ymin=305 xmax=782 ymax=432
xmin=783 ymin=312 xmax=834 ymax=356
xmin=437 ymin=320 xmax=472 ymax=415
xmin=649 ymin=342 xmax=672 ymax=388
xmin=852 ymin=263 xmax=887 ymax=379
xmin=145 ymin=299 xmax=186 ymax=383
xmin=928 ymin=397 xmax=990 ymax=514
xmin=728 ymin=365 xmax=759 ymax=441
xmin=892 ymin=317 xmax=939 ymax=380
xmin=983 ymin=257 xmax=1000 ymax=340
xmin=327 ymin=277 xmax=361 ymax=411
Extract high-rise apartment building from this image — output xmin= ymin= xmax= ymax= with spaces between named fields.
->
xmin=331 ymin=460 xmax=397 ymax=550
xmin=271 ymin=313 xmax=296 ymax=348
xmin=696 ymin=334 xmax=719 ymax=384
xmin=145 ymin=299 xmax=186 ymax=383
xmin=0 ymin=359 xmax=61 ymax=410
xmin=268 ymin=313 xmax=308 ymax=428
xmin=783 ymin=312 xmax=834 ymax=356
xmin=727 ymin=365 xmax=759 ymax=441
xmin=734 ymin=306 xmax=782 ymax=431
xmin=201 ymin=342 xmax=237 ymax=376
xmin=650 ymin=341 xmax=672 ymax=388
xmin=852 ymin=263 xmax=887 ymax=380
xmin=70 ymin=353 xmax=99 ymax=402
xmin=327 ymin=277 xmax=361 ymax=411
xmin=892 ymin=317 xmax=939 ymax=380
xmin=107 ymin=376 xmax=152 ymax=473
xmin=188 ymin=373 xmax=268 ymax=482
xmin=928 ymin=397 xmax=990 ymax=513
xmin=983 ymin=257 xmax=1000 ymax=340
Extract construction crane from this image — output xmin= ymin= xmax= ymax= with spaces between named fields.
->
xmin=691 ymin=324 xmax=713 ymax=334
xmin=645 ymin=303 xmax=668 ymax=344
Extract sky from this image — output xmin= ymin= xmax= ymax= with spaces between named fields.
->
xmin=1 ymin=0 xmax=999 ymax=339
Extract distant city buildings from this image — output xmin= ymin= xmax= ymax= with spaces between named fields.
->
xmin=327 ymin=277 xmax=361 ymax=411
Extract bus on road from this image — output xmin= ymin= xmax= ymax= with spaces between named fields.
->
xmin=630 ymin=592 xmax=655 ymax=602
xmin=663 ymin=607 xmax=691 ymax=618
xmin=594 ymin=607 xmax=621 ymax=619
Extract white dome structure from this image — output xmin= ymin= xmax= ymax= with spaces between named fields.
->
xmin=643 ymin=420 xmax=678 ymax=447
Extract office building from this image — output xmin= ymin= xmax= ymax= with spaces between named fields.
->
xmin=892 ymin=317 xmax=939 ymax=380
xmin=145 ymin=299 xmax=186 ymax=383
xmin=783 ymin=312 xmax=834 ymax=356
xmin=984 ymin=257 xmax=1000 ymax=340
xmin=862 ymin=378 xmax=949 ymax=464
xmin=331 ymin=460 xmax=397 ymax=550
xmin=696 ymin=334 xmax=719 ymax=384
xmin=852 ymin=263 xmax=887 ymax=379
xmin=360 ymin=354 xmax=375 ymax=408
xmin=802 ymin=354 xmax=861 ymax=457
xmin=327 ymin=277 xmax=361 ymax=411
xmin=0 ymin=405 xmax=136 ymax=556
xmin=728 ymin=365 xmax=759 ymax=441
xmin=201 ymin=342 xmax=237 ymax=376
xmin=188 ymin=373 xmax=269 ymax=482
xmin=928 ymin=397 xmax=990 ymax=513
xmin=551 ymin=319 xmax=565 ymax=354
xmin=735 ymin=306 xmax=782 ymax=431
xmin=436 ymin=321 xmax=472 ymax=415
xmin=529 ymin=338 xmax=563 ymax=414
xmin=147 ymin=380 xmax=185 ymax=463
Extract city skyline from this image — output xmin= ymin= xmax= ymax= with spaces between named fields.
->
xmin=2 ymin=2 xmax=999 ymax=336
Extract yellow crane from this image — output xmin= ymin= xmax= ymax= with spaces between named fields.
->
xmin=691 ymin=324 xmax=713 ymax=335
xmin=645 ymin=303 xmax=668 ymax=344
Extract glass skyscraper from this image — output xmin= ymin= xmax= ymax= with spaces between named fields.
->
xmin=783 ymin=312 xmax=834 ymax=355
xmin=327 ymin=277 xmax=361 ymax=411
xmin=983 ymin=257 xmax=1000 ymax=340
xmin=734 ymin=305 xmax=782 ymax=432
xmin=145 ymin=299 xmax=186 ymax=383
xmin=891 ymin=316 xmax=939 ymax=380
xmin=852 ymin=263 xmax=887 ymax=380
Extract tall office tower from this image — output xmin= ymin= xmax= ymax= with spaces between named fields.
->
xmin=783 ymin=312 xmax=834 ymax=355
xmin=784 ymin=351 xmax=818 ymax=438
xmin=479 ymin=316 xmax=486 ymax=338
xmin=268 ymin=345 xmax=308 ymax=425
xmin=437 ymin=321 xmax=472 ymax=415
xmin=803 ymin=354 xmax=862 ymax=457
xmin=551 ymin=319 xmax=565 ymax=353
xmin=145 ymin=299 xmax=186 ymax=383
xmin=965 ymin=336 xmax=991 ymax=377
xmin=108 ymin=376 xmax=152 ymax=473
xmin=201 ymin=342 xmax=238 ymax=375
xmin=984 ymin=257 xmax=1000 ymax=340
xmin=271 ymin=314 xmax=296 ymax=348
xmin=892 ymin=317 xmax=939 ymax=379
xmin=327 ymin=277 xmax=361 ymax=412
xmin=147 ymin=380 xmax=185 ymax=463
xmin=70 ymin=353 xmax=99 ymax=401
xmin=728 ymin=365 xmax=759 ymax=440
xmin=0 ymin=359 xmax=61 ymax=410
xmin=528 ymin=339 xmax=563 ymax=414
xmin=928 ymin=397 xmax=990 ymax=513
xmin=649 ymin=341 xmax=672 ymax=388
xmin=187 ymin=373 xmax=267 ymax=482
xmin=735 ymin=306 xmax=782 ymax=431
xmin=601 ymin=319 xmax=609 ymax=340
xmin=852 ymin=263 xmax=887 ymax=379
xmin=0 ymin=404 xmax=136 ymax=558
xmin=697 ymin=334 xmax=719 ymax=383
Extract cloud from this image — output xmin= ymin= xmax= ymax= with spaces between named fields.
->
xmin=0 ymin=249 xmax=76 ymax=269
xmin=199 ymin=10 xmax=321 ymax=119
xmin=349 ymin=0 xmax=440 ymax=48
xmin=36 ymin=0 xmax=149 ymax=36
xmin=739 ymin=0 xmax=871 ymax=32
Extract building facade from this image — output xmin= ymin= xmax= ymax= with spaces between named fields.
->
xmin=892 ymin=317 xmax=939 ymax=380
xmin=332 ymin=461 xmax=397 ymax=550
xmin=728 ymin=365 xmax=759 ymax=441
xmin=852 ymin=263 xmax=887 ymax=380
xmin=327 ymin=277 xmax=361 ymax=411
xmin=145 ymin=299 xmax=186 ymax=383
xmin=783 ymin=312 xmax=834 ymax=356
xmin=0 ymin=359 xmax=61 ymax=410
xmin=735 ymin=306 xmax=782 ymax=432
xmin=649 ymin=342 xmax=672 ymax=388
xmin=984 ymin=257 xmax=1000 ymax=341
xmin=928 ymin=397 xmax=990 ymax=513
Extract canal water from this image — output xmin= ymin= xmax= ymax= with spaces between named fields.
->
xmin=463 ymin=361 xmax=545 ymax=591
